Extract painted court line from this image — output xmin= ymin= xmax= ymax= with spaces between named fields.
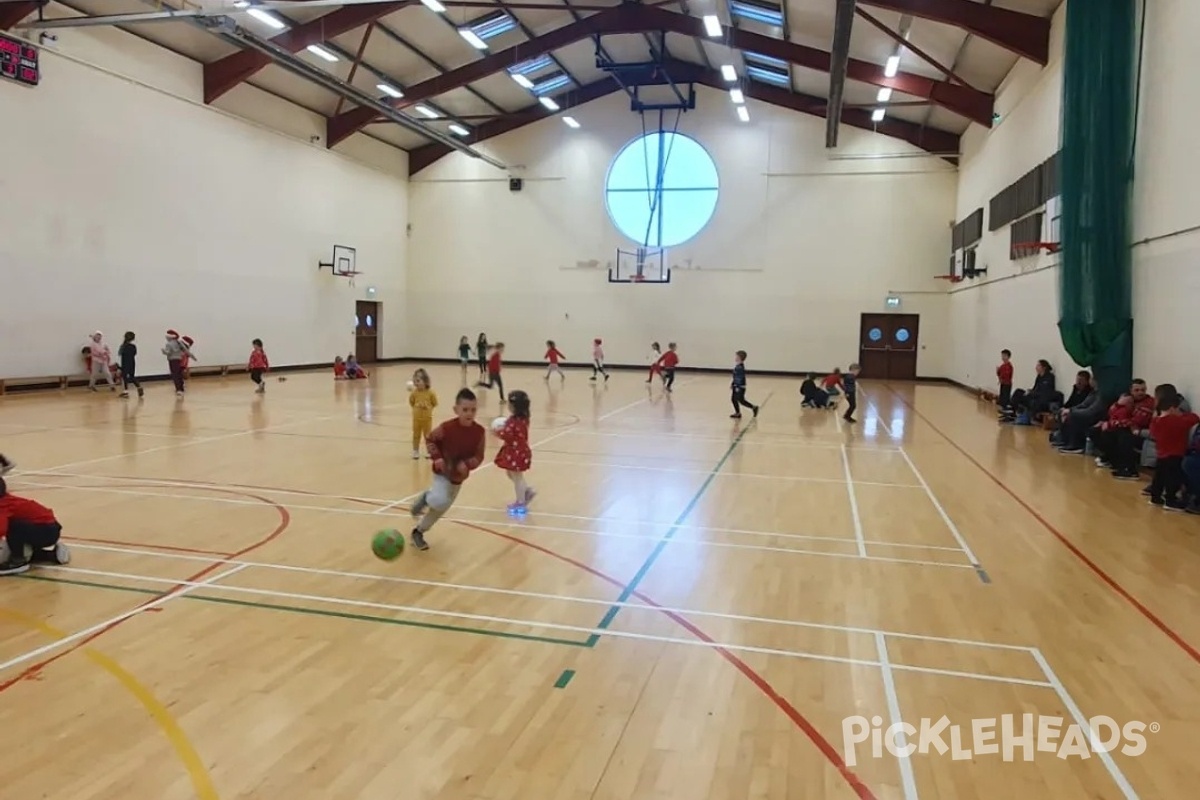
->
xmin=63 ymin=541 xmax=1035 ymax=653
xmin=20 ymin=479 xmax=972 ymax=568
xmin=842 ymin=444 xmax=868 ymax=557
xmin=898 ymin=447 xmax=988 ymax=581
xmin=0 ymin=564 xmax=247 ymax=674
xmin=44 ymin=563 xmax=1050 ymax=689
xmin=529 ymin=456 xmax=922 ymax=487
xmin=875 ymin=633 xmax=920 ymax=800
xmin=563 ymin=429 xmax=900 ymax=451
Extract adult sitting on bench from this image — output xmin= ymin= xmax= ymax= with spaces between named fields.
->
xmin=1089 ymin=379 xmax=1156 ymax=479
xmin=1055 ymin=373 xmax=1105 ymax=454
xmin=1001 ymin=360 xmax=1057 ymax=424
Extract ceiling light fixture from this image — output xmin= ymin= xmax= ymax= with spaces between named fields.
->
xmin=563 ymin=116 xmax=580 ymax=128
xmin=884 ymin=55 xmax=900 ymax=77
xmin=306 ymin=45 xmax=338 ymax=62
xmin=721 ymin=64 xmax=737 ymax=82
xmin=539 ymin=96 xmax=560 ymax=111
xmin=377 ymin=84 xmax=404 ymax=99
xmin=459 ymin=29 xmax=488 ymax=50
xmin=703 ymin=15 xmax=722 ymax=37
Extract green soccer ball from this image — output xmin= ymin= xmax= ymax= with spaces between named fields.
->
xmin=371 ymin=528 xmax=405 ymax=561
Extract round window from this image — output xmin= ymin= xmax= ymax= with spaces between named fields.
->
xmin=868 ymin=328 xmax=883 ymax=342
xmin=605 ymin=132 xmax=719 ymax=248
xmin=895 ymin=328 xmax=911 ymax=343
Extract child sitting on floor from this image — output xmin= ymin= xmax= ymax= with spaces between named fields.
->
xmin=0 ymin=471 xmax=72 ymax=575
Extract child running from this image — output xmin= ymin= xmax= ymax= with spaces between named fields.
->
xmin=655 ymin=342 xmax=679 ymax=392
xmin=0 ymin=473 xmax=72 ymax=575
xmin=409 ymin=368 xmax=438 ymax=460
xmin=730 ymin=350 xmax=760 ymax=419
xmin=248 ymin=338 xmax=270 ymax=393
xmin=842 ymin=363 xmax=862 ymax=423
xmin=591 ymin=338 xmax=609 ymax=382
xmin=476 ymin=342 xmax=505 ymax=401
xmin=118 ymin=331 xmax=143 ymax=399
xmin=162 ymin=329 xmax=191 ymax=396
xmin=409 ymin=388 xmax=486 ymax=551
xmin=494 ymin=390 xmax=535 ymax=512
xmin=646 ymin=342 xmax=662 ymax=384
xmin=544 ymin=340 xmax=566 ymax=381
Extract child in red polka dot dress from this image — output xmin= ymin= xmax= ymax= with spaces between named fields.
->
xmin=493 ymin=390 xmax=535 ymax=512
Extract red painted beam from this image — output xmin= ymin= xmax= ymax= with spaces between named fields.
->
xmin=0 ymin=2 xmax=41 ymax=30
xmin=332 ymin=5 xmax=990 ymax=149
xmin=407 ymin=61 xmax=959 ymax=176
xmin=859 ymin=0 xmax=1050 ymax=64
xmin=203 ymin=1 xmax=409 ymax=104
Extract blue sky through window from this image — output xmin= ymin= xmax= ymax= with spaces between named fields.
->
xmin=605 ymin=133 xmax=719 ymax=248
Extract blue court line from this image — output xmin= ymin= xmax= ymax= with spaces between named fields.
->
xmin=584 ymin=393 xmax=773 ymax=647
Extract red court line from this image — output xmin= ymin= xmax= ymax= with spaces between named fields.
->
xmin=455 ymin=520 xmax=878 ymax=800
xmin=0 ymin=487 xmax=293 ymax=692
xmin=888 ymin=384 xmax=1200 ymax=666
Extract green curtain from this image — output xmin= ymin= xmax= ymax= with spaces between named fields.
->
xmin=1058 ymin=0 xmax=1137 ymax=398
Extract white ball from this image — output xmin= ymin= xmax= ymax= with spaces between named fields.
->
xmin=491 ymin=416 xmax=508 ymax=432
xmin=406 ymin=380 xmax=414 ymax=391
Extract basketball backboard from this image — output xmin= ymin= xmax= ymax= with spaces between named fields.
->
xmin=319 ymin=245 xmax=360 ymax=285
xmin=610 ymin=247 xmax=670 ymax=283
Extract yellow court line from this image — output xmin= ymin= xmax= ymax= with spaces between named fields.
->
xmin=0 ymin=608 xmax=220 ymax=800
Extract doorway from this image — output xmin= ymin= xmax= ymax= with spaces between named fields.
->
xmin=355 ymin=301 xmax=380 ymax=364
xmin=858 ymin=313 xmax=920 ymax=380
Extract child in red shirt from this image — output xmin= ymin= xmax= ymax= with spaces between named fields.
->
xmin=248 ymin=338 xmax=270 ymax=394
xmin=494 ymin=390 xmax=535 ymax=513
xmin=655 ymin=342 xmax=680 ymax=392
xmin=544 ymin=340 xmax=565 ymax=381
xmin=476 ymin=342 xmax=505 ymax=401
xmin=1147 ymin=393 xmax=1200 ymax=510
xmin=409 ymin=389 xmax=486 ymax=550
xmin=997 ymin=349 xmax=1014 ymax=408
xmin=0 ymin=472 xmax=71 ymax=575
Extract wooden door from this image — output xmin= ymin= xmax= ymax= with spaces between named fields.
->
xmin=858 ymin=313 xmax=920 ymax=380
xmin=355 ymin=301 xmax=380 ymax=364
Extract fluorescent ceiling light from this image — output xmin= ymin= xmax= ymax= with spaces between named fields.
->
xmin=703 ymin=15 xmax=722 ymax=37
xmin=736 ymin=105 xmax=750 ymax=122
xmin=539 ymin=96 xmax=560 ymax=111
xmin=721 ymin=64 xmax=737 ymax=82
xmin=509 ymin=55 xmax=554 ymax=76
xmin=377 ymin=83 xmax=403 ymax=99
xmin=459 ymin=29 xmax=488 ymax=50
xmin=884 ymin=55 xmax=900 ymax=77
xmin=246 ymin=8 xmax=285 ymax=30
xmin=448 ymin=124 xmax=469 ymax=137
xmin=729 ymin=0 xmax=784 ymax=27
xmin=563 ymin=116 xmax=580 ymax=129
xmin=872 ymin=108 xmax=886 ymax=122
xmin=511 ymin=73 xmax=534 ymax=89
xmin=306 ymin=45 xmax=338 ymax=62
xmin=876 ymin=87 xmax=892 ymax=102
xmin=729 ymin=88 xmax=744 ymax=104
xmin=414 ymin=105 xmax=438 ymax=118
xmin=533 ymin=72 xmax=572 ymax=95
xmin=420 ymin=0 xmax=446 ymax=11
xmin=233 ymin=0 xmax=249 ymax=7
xmin=745 ymin=65 xmax=790 ymax=87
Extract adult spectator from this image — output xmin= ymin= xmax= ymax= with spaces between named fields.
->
xmin=1089 ymin=379 xmax=1156 ymax=478
xmin=1001 ymin=360 xmax=1058 ymax=423
xmin=1055 ymin=373 xmax=1104 ymax=453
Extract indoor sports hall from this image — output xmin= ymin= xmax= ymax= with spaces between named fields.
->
xmin=0 ymin=1 xmax=1197 ymax=799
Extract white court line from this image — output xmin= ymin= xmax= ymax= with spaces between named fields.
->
xmin=379 ymin=382 xmax=695 ymax=512
xmin=45 ymin=563 xmax=1051 ymax=689
xmin=65 ymin=541 xmax=1035 ymax=652
xmin=899 ymin=447 xmax=981 ymax=567
xmin=842 ymin=444 xmax=868 ymax=557
xmin=524 ymin=456 xmax=923 ymax=487
xmin=562 ymin=429 xmax=899 ymax=451
xmin=18 ymin=480 xmax=971 ymax=568
xmin=0 ymin=564 xmax=247 ymax=674
xmin=876 ymin=633 xmax=920 ymax=800
xmin=16 ymin=470 xmax=966 ymax=553
xmin=1031 ymin=649 xmax=1140 ymax=800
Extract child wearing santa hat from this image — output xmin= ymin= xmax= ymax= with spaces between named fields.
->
xmin=162 ymin=330 xmax=193 ymax=396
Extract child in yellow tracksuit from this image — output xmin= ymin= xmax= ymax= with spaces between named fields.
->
xmin=409 ymin=369 xmax=438 ymax=459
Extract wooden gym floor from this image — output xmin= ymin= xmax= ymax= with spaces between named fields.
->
xmin=0 ymin=365 xmax=1196 ymax=800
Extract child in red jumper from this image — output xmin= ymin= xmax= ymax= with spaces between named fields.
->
xmin=248 ymin=338 xmax=270 ymax=393
xmin=997 ymin=349 xmax=1014 ymax=408
xmin=0 ymin=473 xmax=71 ymax=575
xmin=494 ymin=390 xmax=535 ymax=512
xmin=655 ymin=342 xmax=680 ymax=392
xmin=544 ymin=340 xmax=565 ymax=381
xmin=409 ymin=389 xmax=486 ymax=551
xmin=476 ymin=342 xmax=505 ymax=401
xmin=1147 ymin=393 xmax=1200 ymax=510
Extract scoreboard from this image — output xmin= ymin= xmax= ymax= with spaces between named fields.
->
xmin=0 ymin=33 xmax=38 ymax=87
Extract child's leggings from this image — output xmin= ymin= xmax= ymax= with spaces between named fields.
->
xmin=507 ymin=470 xmax=530 ymax=504
xmin=413 ymin=474 xmax=461 ymax=533
xmin=89 ymin=360 xmax=115 ymax=389
xmin=412 ymin=416 xmax=432 ymax=450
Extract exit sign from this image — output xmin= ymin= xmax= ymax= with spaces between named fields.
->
xmin=0 ymin=33 xmax=39 ymax=87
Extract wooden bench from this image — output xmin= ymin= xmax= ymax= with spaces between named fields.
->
xmin=2 ymin=365 xmax=245 ymax=395
xmin=0 ymin=376 xmax=70 ymax=395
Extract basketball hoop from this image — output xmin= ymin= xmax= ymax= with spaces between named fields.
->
xmin=1011 ymin=241 xmax=1061 ymax=258
xmin=934 ymin=274 xmax=964 ymax=284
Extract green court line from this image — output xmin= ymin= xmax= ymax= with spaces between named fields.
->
xmin=584 ymin=393 xmax=773 ymax=647
xmin=17 ymin=574 xmax=589 ymax=648
xmin=553 ymin=669 xmax=575 ymax=689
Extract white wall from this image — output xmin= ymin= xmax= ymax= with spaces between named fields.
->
xmin=0 ymin=28 xmax=408 ymax=378
xmin=946 ymin=2 xmax=1068 ymax=390
xmin=407 ymin=86 xmax=956 ymax=375
xmin=1131 ymin=0 xmax=1200 ymax=398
